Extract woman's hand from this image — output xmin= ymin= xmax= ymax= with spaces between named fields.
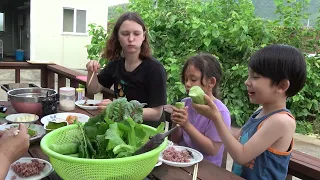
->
xmin=171 ymin=106 xmax=190 ymax=127
xmin=192 ymin=94 xmax=222 ymax=121
xmin=97 ymin=99 xmax=113 ymax=110
xmin=86 ymin=60 xmax=101 ymax=72
xmin=0 ymin=124 xmax=30 ymax=164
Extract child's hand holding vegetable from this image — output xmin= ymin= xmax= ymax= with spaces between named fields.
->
xmin=192 ymin=94 xmax=222 ymax=122
xmin=171 ymin=105 xmax=190 ymax=127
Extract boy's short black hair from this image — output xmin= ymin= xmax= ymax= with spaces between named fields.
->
xmin=249 ymin=44 xmax=306 ymax=97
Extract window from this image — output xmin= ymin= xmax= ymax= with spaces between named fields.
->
xmin=0 ymin=12 xmax=4 ymax=32
xmin=63 ymin=8 xmax=86 ymax=34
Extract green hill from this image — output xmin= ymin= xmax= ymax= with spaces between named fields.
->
xmin=252 ymin=0 xmax=320 ymax=25
xmin=108 ymin=0 xmax=320 ymax=26
xmin=108 ymin=3 xmax=128 ymax=21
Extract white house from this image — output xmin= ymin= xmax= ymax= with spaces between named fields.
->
xmin=0 ymin=0 xmax=108 ymax=69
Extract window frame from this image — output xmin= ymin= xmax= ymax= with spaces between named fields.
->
xmin=0 ymin=12 xmax=5 ymax=32
xmin=62 ymin=7 xmax=87 ymax=35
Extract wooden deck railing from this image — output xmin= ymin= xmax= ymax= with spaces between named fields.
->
xmin=0 ymin=62 xmax=115 ymax=99
xmin=0 ymin=62 xmax=320 ymax=180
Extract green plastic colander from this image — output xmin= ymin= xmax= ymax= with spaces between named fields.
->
xmin=40 ymin=124 xmax=168 ymax=180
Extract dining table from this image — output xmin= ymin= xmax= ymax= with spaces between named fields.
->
xmin=1 ymin=101 xmax=244 ymax=180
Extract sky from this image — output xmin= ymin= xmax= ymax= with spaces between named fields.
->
xmin=108 ymin=0 xmax=129 ymax=7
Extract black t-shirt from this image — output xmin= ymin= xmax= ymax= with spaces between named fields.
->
xmin=97 ymin=57 xmax=167 ymax=127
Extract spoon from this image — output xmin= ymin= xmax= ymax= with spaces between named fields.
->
xmin=134 ymin=124 xmax=180 ymax=155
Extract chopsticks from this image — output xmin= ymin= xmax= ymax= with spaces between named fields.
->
xmin=192 ymin=163 xmax=199 ymax=180
xmin=88 ymin=72 xmax=95 ymax=86
xmin=165 ymin=121 xmax=169 ymax=132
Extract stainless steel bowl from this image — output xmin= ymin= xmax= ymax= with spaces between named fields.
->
xmin=7 ymin=88 xmax=57 ymax=116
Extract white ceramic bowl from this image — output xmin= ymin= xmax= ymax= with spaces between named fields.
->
xmin=159 ymin=145 xmax=203 ymax=167
xmin=5 ymin=157 xmax=53 ymax=180
xmin=6 ymin=113 xmax=39 ymax=124
xmin=75 ymin=99 xmax=101 ymax=110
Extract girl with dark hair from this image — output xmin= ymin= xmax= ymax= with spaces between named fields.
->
xmin=170 ymin=53 xmax=231 ymax=166
xmin=86 ymin=12 xmax=167 ymax=127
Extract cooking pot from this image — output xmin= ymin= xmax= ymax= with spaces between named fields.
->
xmin=7 ymin=88 xmax=57 ymax=116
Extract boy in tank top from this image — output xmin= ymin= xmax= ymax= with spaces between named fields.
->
xmin=192 ymin=44 xmax=307 ymax=180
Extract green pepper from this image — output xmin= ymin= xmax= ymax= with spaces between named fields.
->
xmin=50 ymin=142 xmax=80 ymax=155
xmin=78 ymin=141 xmax=85 ymax=158
xmin=84 ymin=144 xmax=90 ymax=158
xmin=175 ymin=102 xmax=185 ymax=109
xmin=86 ymin=136 xmax=96 ymax=158
xmin=77 ymin=121 xmax=90 ymax=158
xmin=189 ymin=86 xmax=206 ymax=104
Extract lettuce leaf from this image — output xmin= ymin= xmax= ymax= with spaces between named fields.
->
xmin=105 ymin=123 xmax=125 ymax=150
xmin=81 ymin=98 xmax=163 ymax=159
xmin=124 ymin=100 xmax=146 ymax=123
xmin=113 ymin=144 xmax=135 ymax=158
xmin=103 ymin=97 xmax=145 ymax=123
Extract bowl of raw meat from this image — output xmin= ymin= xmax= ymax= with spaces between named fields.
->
xmin=159 ymin=145 xmax=203 ymax=167
xmin=5 ymin=157 xmax=53 ymax=180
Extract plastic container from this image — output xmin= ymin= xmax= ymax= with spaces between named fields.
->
xmin=59 ymin=87 xmax=75 ymax=111
xmin=15 ymin=49 xmax=25 ymax=61
xmin=76 ymin=88 xmax=85 ymax=101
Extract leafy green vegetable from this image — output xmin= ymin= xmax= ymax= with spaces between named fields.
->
xmin=85 ymin=113 xmax=104 ymax=126
xmin=86 ymin=136 xmax=96 ymax=158
xmin=105 ymin=123 xmax=125 ymax=150
xmin=126 ymin=117 xmax=138 ymax=147
xmin=46 ymin=121 xmax=68 ymax=130
xmin=189 ymin=86 xmax=206 ymax=104
xmin=78 ymin=123 xmax=90 ymax=158
xmin=71 ymin=98 xmax=165 ymax=159
xmin=156 ymin=123 xmax=165 ymax=134
xmin=124 ymin=100 xmax=145 ymax=123
xmin=27 ymin=129 xmax=37 ymax=137
xmin=78 ymin=141 xmax=85 ymax=158
xmin=50 ymin=142 xmax=80 ymax=155
xmin=0 ymin=113 xmax=6 ymax=118
xmin=175 ymin=102 xmax=185 ymax=109
xmin=113 ymin=144 xmax=135 ymax=158
xmin=104 ymin=97 xmax=146 ymax=123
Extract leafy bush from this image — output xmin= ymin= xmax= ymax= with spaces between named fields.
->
xmin=296 ymin=120 xmax=313 ymax=134
xmin=86 ymin=0 xmax=320 ymax=133
xmin=86 ymin=24 xmax=108 ymax=67
xmin=287 ymin=55 xmax=320 ymax=122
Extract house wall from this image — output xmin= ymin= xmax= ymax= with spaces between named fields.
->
xmin=30 ymin=0 xmax=108 ymax=69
